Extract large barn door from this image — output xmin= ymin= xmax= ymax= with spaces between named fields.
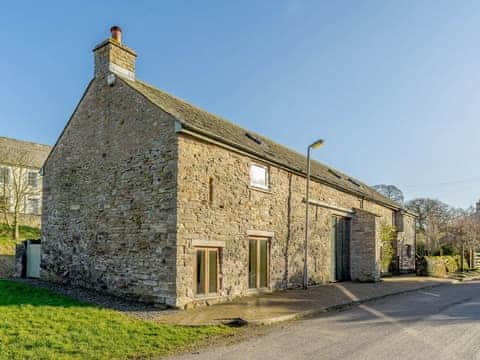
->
xmin=332 ymin=216 xmax=351 ymax=281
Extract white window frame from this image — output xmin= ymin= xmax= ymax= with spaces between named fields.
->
xmin=0 ymin=167 xmax=9 ymax=185
xmin=250 ymin=163 xmax=269 ymax=190
xmin=28 ymin=198 xmax=40 ymax=215
xmin=28 ymin=171 xmax=38 ymax=188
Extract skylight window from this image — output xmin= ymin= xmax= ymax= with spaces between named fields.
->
xmin=245 ymin=133 xmax=262 ymax=145
xmin=348 ymin=178 xmax=361 ymax=187
xmin=328 ymin=169 xmax=342 ymax=179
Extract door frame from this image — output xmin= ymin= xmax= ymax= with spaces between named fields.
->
xmin=193 ymin=247 xmax=220 ymax=297
xmin=330 ymin=216 xmax=351 ymax=282
xmin=248 ymin=236 xmax=271 ymax=290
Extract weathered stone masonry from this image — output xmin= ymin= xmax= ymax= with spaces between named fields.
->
xmin=175 ymin=135 xmax=408 ymax=305
xmin=350 ymin=209 xmax=381 ymax=282
xmin=41 ymin=78 xmax=179 ymax=305
xmin=41 ymin=29 xmax=417 ymax=308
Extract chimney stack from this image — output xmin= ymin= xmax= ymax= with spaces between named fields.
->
xmin=93 ymin=25 xmax=137 ymax=80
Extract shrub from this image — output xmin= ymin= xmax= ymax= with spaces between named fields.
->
xmin=444 ymin=256 xmax=458 ymax=272
xmin=418 ymin=255 xmax=469 ymax=277
xmin=423 ymin=256 xmax=448 ymax=277
xmin=416 ymin=240 xmax=426 ymax=257
xmin=380 ymin=223 xmax=396 ymax=273
xmin=440 ymin=244 xmax=458 ymax=256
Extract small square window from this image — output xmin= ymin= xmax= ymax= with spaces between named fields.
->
xmin=28 ymin=198 xmax=40 ymax=214
xmin=250 ymin=164 xmax=269 ymax=190
xmin=394 ymin=211 xmax=404 ymax=232
xmin=0 ymin=196 xmax=9 ymax=211
xmin=28 ymin=172 xmax=38 ymax=188
xmin=0 ymin=168 xmax=9 ymax=184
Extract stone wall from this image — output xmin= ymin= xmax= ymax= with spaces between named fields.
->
xmin=397 ymin=213 xmax=416 ymax=272
xmin=94 ymin=40 xmax=136 ymax=79
xmin=175 ymin=134 xmax=392 ymax=306
xmin=14 ymin=242 xmax=26 ymax=278
xmin=350 ymin=209 xmax=381 ymax=282
xmin=41 ymin=77 xmax=178 ymax=306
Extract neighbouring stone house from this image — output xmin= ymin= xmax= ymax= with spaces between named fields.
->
xmin=0 ymin=136 xmax=51 ymax=228
xmin=41 ymin=27 xmax=416 ymax=308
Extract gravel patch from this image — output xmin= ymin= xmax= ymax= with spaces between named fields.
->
xmin=14 ymin=278 xmax=180 ymax=321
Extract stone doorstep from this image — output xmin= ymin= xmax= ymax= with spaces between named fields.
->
xmin=163 ymin=280 xmax=456 ymax=327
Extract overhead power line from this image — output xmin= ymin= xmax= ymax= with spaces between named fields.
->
xmin=403 ymin=177 xmax=480 ymax=189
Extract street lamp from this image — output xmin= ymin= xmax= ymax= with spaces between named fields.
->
xmin=304 ymin=139 xmax=325 ymax=289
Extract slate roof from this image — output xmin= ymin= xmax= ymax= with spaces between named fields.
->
xmin=122 ymin=78 xmax=404 ymax=210
xmin=0 ymin=136 xmax=51 ymax=169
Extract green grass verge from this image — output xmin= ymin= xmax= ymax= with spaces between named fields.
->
xmin=0 ymin=224 xmax=40 ymax=247
xmin=0 ymin=280 xmax=233 ymax=359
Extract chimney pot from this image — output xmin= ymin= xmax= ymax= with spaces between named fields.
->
xmin=93 ymin=26 xmax=136 ymax=80
xmin=110 ymin=25 xmax=122 ymax=43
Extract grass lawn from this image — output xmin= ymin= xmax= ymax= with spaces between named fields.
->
xmin=0 ymin=224 xmax=41 ymax=277
xmin=0 ymin=280 xmax=233 ymax=359
xmin=0 ymin=224 xmax=40 ymax=247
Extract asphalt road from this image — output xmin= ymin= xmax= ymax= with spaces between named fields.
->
xmin=171 ymin=281 xmax=480 ymax=360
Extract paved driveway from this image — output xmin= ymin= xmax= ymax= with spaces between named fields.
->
xmin=158 ymin=276 xmax=449 ymax=325
xmin=170 ymin=281 xmax=480 ymax=360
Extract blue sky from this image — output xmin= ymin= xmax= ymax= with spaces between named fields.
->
xmin=1 ymin=0 xmax=479 ymax=208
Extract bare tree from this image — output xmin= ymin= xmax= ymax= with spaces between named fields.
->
xmin=446 ymin=214 xmax=480 ymax=264
xmin=0 ymin=148 xmax=40 ymax=240
xmin=372 ymin=184 xmax=404 ymax=204
xmin=405 ymin=198 xmax=458 ymax=253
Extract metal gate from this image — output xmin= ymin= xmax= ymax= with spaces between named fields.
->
xmin=474 ymin=252 xmax=480 ymax=270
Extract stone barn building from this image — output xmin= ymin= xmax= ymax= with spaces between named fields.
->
xmin=41 ymin=28 xmax=416 ymax=308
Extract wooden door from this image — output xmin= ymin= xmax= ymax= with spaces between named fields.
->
xmin=332 ymin=216 xmax=351 ymax=281
xmin=248 ymin=238 xmax=269 ymax=289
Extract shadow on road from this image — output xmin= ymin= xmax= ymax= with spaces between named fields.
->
xmin=323 ymin=281 xmax=480 ymax=327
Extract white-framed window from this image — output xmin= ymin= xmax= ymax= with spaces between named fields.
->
xmin=28 ymin=171 xmax=38 ymax=188
xmin=393 ymin=211 xmax=404 ymax=232
xmin=28 ymin=198 xmax=40 ymax=215
xmin=0 ymin=195 xmax=9 ymax=212
xmin=250 ymin=164 xmax=269 ymax=190
xmin=0 ymin=167 xmax=9 ymax=184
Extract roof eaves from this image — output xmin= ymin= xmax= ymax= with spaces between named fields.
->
xmin=120 ymin=77 xmax=406 ymax=213
xmin=177 ymin=121 xmax=403 ymax=211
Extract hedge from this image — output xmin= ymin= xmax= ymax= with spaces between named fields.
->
xmin=417 ymin=255 xmax=468 ymax=277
